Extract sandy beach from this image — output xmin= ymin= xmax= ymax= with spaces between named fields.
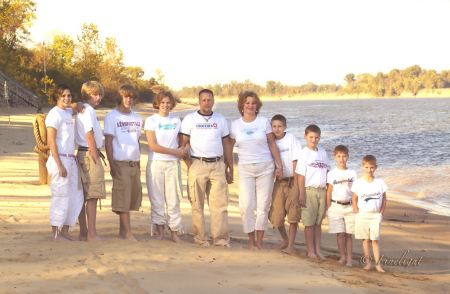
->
xmin=0 ymin=105 xmax=449 ymax=294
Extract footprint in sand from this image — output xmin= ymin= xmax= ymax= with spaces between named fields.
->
xmin=239 ymin=284 xmax=263 ymax=291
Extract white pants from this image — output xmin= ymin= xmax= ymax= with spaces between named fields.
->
xmin=47 ymin=156 xmax=84 ymax=228
xmin=146 ymin=160 xmax=183 ymax=231
xmin=238 ymin=161 xmax=275 ymax=233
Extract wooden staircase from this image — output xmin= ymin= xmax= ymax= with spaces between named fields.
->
xmin=0 ymin=71 xmax=46 ymax=108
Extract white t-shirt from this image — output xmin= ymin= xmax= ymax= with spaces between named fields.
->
xmin=181 ymin=111 xmax=229 ymax=157
xmin=230 ymin=116 xmax=273 ymax=164
xmin=275 ymin=132 xmax=302 ymax=177
xmin=45 ymin=106 xmax=75 ymax=155
xmin=144 ymin=113 xmax=181 ymax=161
xmin=351 ymin=177 xmax=388 ymax=213
xmin=295 ymin=147 xmax=328 ymax=188
xmin=327 ymin=168 xmax=358 ymax=202
xmin=104 ymin=108 xmax=142 ymax=162
xmin=75 ymin=104 xmax=103 ymax=149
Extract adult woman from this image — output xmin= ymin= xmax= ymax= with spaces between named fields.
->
xmin=229 ymin=91 xmax=283 ymax=249
xmin=145 ymin=90 xmax=188 ymax=243
xmin=45 ymin=84 xmax=84 ymax=241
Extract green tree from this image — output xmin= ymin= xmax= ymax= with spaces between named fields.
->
xmin=0 ymin=0 xmax=36 ymax=48
xmin=75 ymin=23 xmax=103 ymax=83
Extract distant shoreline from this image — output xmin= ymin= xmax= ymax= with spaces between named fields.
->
xmin=180 ymin=88 xmax=450 ymax=103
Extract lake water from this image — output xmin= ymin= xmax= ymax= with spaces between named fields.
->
xmin=173 ymin=98 xmax=450 ymax=216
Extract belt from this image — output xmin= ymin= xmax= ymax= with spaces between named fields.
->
xmin=78 ymin=146 xmax=107 ymax=165
xmin=191 ymin=156 xmax=221 ymax=163
xmin=279 ymin=176 xmax=295 ymax=188
xmin=114 ymin=160 xmax=139 ymax=167
xmin=54 ymin=153 xmax=77 ymax=165
xmin=331 ymin=199 xmax=352 ymax=205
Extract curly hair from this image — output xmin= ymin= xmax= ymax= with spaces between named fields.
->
xmin=237 ymin=91 xmax=263 ymax=116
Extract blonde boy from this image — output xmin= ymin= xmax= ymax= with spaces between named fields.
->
xmin=295 ymin=125 xmax=328 ymax=259
xmin=75 ymin=81 xmax=108 ymax=241
xmin=104 ymin=85 xmax=143 ymax=241
xmin=351 ymin=155 xmax=387 ymax=272
xmin=326 ymin=145 xmax=357 ymax=265
xmin=269 ymin=115 xmax=302 ymax=253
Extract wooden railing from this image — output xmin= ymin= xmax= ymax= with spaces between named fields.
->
xmin=0 ymin=71 xmax=46 ymax=108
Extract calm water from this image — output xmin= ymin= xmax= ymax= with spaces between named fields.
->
xmin=174 ymin=98 xmax=450 ymax=216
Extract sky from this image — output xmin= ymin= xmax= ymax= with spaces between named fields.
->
xmin=28 ymin=0 xmax=450 ymax=90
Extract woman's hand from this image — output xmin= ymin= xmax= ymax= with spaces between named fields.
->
xmin=174 ymin=147 xmax=189 ymax=158
xmin=58 ymin=164 xmax=68 ymax=178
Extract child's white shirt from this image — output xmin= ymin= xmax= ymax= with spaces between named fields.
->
xmin=104 ymin=108 xmax=142 ymax=161
xmin=295 ymin=146 xmax=328 ymax=188
xmin=230 ymin=116 xmax=273 ymax=164
xmin=327 ymin=168 xmax=358 ymax=202
xmin=351 ymin=177 xmax=388 ymax=213
xmin=275 ymin=132 xmax=302 ymax=177
xmin=144 ymin=113 xmax=181 ymax=161
xmin=75 ymin=104 xmax=103 ymax=149
xmin=45 ymin=106 xmax=75 ymax=155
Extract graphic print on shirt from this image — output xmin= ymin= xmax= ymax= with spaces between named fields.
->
xmin=360 ymin=191 xmax=382 ymax=202
xmin=242 ymin=128 xmax=258 ymax=135
xmin=333 ymin=177 xmax=354 ymax=188
xmin=278 ymin=146 xmax=290 ymax=154
xmin=159 ymin=122 xmax=177 ymax=130
xmin=117 ymin=121 xmax=141 ymax=133
xmin=307 ymin=160 xmax=328 ymax=169
xmin=195 ymin=122 xmax=218 ymax=129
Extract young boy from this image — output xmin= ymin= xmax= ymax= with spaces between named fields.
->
xmin=295 ymin=124 xmax=328 ymax=259
xmin=326 ymin=145 xmax=358 ymax=265
xmin=75 ymin=81 xmax=107 ymax=241
xmin=104 ymin=85 xmax=143 ymax=241
xmin=269 ymin=114 xmax=302 ymax=253
xmin=352 ymin=155 xmax=387 ymax=272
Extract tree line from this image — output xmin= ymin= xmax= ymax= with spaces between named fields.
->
xmin=176 ymin=65 xmax=450 ymax=99
xmin=0 ymin=0 xmax=161 ymax=105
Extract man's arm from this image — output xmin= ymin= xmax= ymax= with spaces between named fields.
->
xmin=180 ymin=134 xmax=192 ymax=169
xmin=326 ymin=184 xmax=333 ymax=209
xmin=105 ymin=135 xmax=121 ymax=177
xmin=267 ymin=132 xmax=283 ymax=180
xmin=222 ymin=136 xmax=234 ymax=184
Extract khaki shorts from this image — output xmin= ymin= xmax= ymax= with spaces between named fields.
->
xmin=301 ymin=186 xmax=327 ymax=226
xmin=77 ymin=150 xmax=106 ymax=200
xmin=327 ymin=202 xmax=355 ymax=234
xmin=112 ymin=161 xmax=142 ymax=213
xmin=269 ymin=178 xmax=301 ymax=227
xmin=355 ymin=211 xmax=382 ymax=240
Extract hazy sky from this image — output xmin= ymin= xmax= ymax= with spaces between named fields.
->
xmin=29 ymin=0 xmax=449 ymax=90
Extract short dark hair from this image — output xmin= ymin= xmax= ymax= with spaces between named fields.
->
xmin=271 ymin=114 xmax=287 ymax=126
xmin=199 ymin=89 xmax=214 ymax=99
xmin=305 ymin=124 xmax=321 ymax=136
xmin=334 ymin=145 xmax=349 ymax=155
xmin=52 ymin=83 xmax=74 ymax=103
xmin=362 ymin=155 xmax=377 ymax=165
xmin=153 ymin=90 xmax=176 ymax=110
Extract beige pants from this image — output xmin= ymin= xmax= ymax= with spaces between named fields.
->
xmin=188 ymin=158 xmax=229 ymax=246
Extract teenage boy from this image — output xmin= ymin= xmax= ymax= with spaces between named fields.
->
xmin=104 ymin=85 xmax=143 ymax=241
xmin=326 ymin=145 xmax=358 ymax=265
xmin=295 ymin=124 xmax=328 ymax=259
xmin=269 ymin=114 xmax=302 ymax=253
xmin=352 ymin=155 xmax=387 ymax=272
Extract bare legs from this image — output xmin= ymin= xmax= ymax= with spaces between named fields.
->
xmin=276 ymin=223 xmax=298 ymax=253
xmin=362 ymin=239 xmax=385 ymax=272
xmin=52 ymin=225 xmax=79 ymax=241
xmin=119 ymin=212 xmax=137 ymax=242
xmin=305 ymin=224 xmax=325 ymax=259
xmin=78 ymin=199 xmax=108 ymax=241
xmin=337 ymin=232 xmax=353 ymax=266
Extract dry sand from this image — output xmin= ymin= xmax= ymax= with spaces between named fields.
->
xmin=0 ymin=105 xmax=449 ymax=294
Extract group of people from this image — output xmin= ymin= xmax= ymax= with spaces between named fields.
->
xmin=45 ymin=82 xmax=387 ymax=272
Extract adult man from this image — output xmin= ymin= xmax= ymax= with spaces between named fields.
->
xmin=181 ymin=89 xmax=233 ymax=247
